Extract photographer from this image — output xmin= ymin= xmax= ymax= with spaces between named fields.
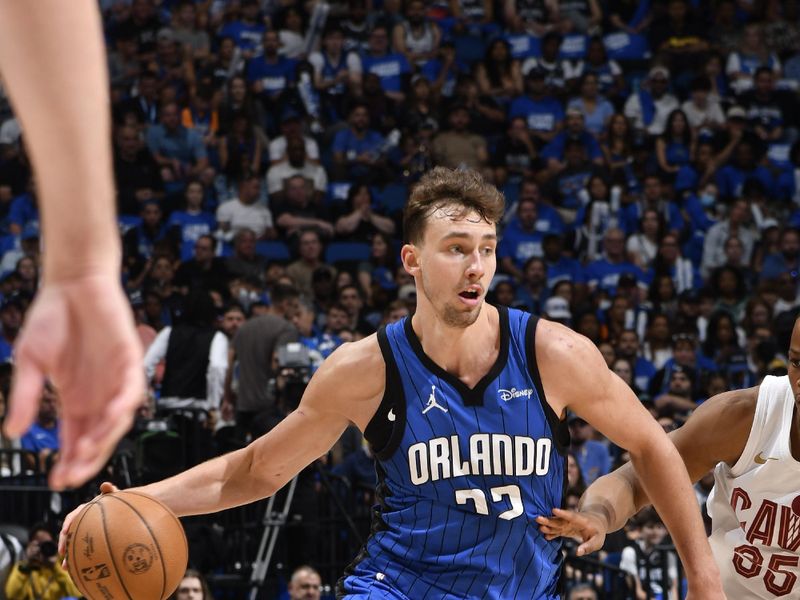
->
xmin=4 ymin=524 xmax=79 ymax=600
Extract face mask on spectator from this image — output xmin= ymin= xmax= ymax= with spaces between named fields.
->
xmin=700 ymin=192 xmax=715 ymax=208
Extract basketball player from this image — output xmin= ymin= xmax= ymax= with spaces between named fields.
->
xmin=538 ymin=315 xmax=800 ymax=598
xmin=0 ymin=0 xmax=145 ymax=489
xmin=61 ymin=169 xmax=723 ymax=598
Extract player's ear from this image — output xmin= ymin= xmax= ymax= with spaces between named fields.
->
xmin=401 ymin=244 xmax=420 ymax=275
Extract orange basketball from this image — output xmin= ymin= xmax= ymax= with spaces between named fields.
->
xmin=65 ymin=490 xmax=188 ymax=600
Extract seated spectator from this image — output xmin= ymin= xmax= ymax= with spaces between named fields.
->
xmin=568 ymin=414 xmax=610 ymax=485
xmin=355 ymin=24 xmax=411 ymax=103
xmin=651 ymin=232 xmax=702 ymax=294
xmin=225 ymin=229 xmax=268 ymax=283
xmin=567 ymin=583 xmax=598 ymax=600
xmin=293 ymin=299 xmax=343 ymax=367
xmin=123 ymin=200 xmax=176 ymax=262
xmin=266 ymin=136 xmax=327 ymax=205
xmin=218 ymin=0 xmax=266 ymax=57
xmin=623 ymin=65 xmax=679 ymax=136
xmin=401 ymin=75 xmax=441 ymax=136
xmin=547 ymin=137 xmax=598 ymax=222
xmin=218 ymin=76 xmax=264 ymax=140
xmin=392 ymin=0 xmax=441 ymax=69
xmin=338 ymin=284 xmax=374 ymax=335
xmin=542 ymin=108 xmax=603 ymax=175
xmin=246 ymin=30 xmax=297 ymax=109
xmin=147 ymin=101 xmax=209 ymax=183
xmin=286 ymin=229 xmax=335 ymax=299
xmin=287 ymin=565 xmax=322 ymax=600
xmin=521 ymin=31 xmax=578 ymax=96
xmin=182 ymin=87 xmax=218 ymax=150
xmin=514 ymin=257 xmax=548 ymax=313
xmin=449 ymin=74 xmax=506 ymax=138
xmin=715 ymin=138 xmax=775 ymax=202
xmin=571 ymin=174 xmax=623 ymax=262
xmin=8 ymin=183 xmax=37 ymax=237
xmin=216 ymin=173 xmax=275 ymax=241
xmin=334 ymin=184 xmax=395 ymax=242
xmin=509 ymin=68 xmax=564 ymax=148
xmin=268 ymin=110 xmax=320 ymax=166
xmin=650 ymin=330 xmax=717 ymax=397
xmin=726 ymin=23 xmax=782 ymax=96
xmin=217 ymin=111 xmax=264 ymax=190
xmin=332 ymin=102 xmax=387 ymax=183
xmin=309 ymin=25 xmax=362 ymax=121
xmin=586 ymin=228 xmax=647 ymax=299
xmin=620 ymin=508 xmax=679 ymax=600
xmin=761 ymin=227 xmax=800 ymax=282
xmin=701 ymin=198 xmax=757 ymax=279
xmin=114 ymin=124 xmax=164 ymax=216
xmin=702 ymin=309 xmax=746 ymax=376
xmin=275 ymin=6 xmax=307 ymax=60
xmin=4 ymin=523 xmax=79 ymax=600
xmin=492 ymin=117 xmax=543 ymax=187
xmin=648 ymin=273 xmax=679 ymax=320
xmin=431 ymin=104 xmax=489 ymax=175
xmin=566 ymin=72 xmax=614 ymax=137
xmin=20 ymin=383 xmax=60 ymax=471
xmin=541 ymin=234 xmax=584 ymax=290
xmin=498 ymin=197 xmax=544 ymax=281
xmin=474 ymin=38 xmax=523 ymax=104
xmin=0 ymin=294 xmax=22 ymax=364
xmin=174 ymin=235 xmax=230 ymax=296
xmin=710 ymin=265 xmax=749 ymax=323
xmin=681 ymin=76 xmax=725 ymax=138
xmin=601 ymin=113 xmax=635 ymax=185
xmin=573 ymin=37 xmax=625 ymax=102
xmin=649 ymin=0 xmax=709 ymax=82
xmin=626 ymin=208 xmax=661 ymax=271
xmin=170 ymin=568 xmax=212 ymax=600
xmin=741 ymin=67 xmax=793 ymax=144
xmin=168 ymin=180 xmax=217 ymax=261
xmin=273 ymin=174 xmax=334 ymax=239
xmin=616 ymin=329 xmax=657 ymax=393
xmin=655 ymin=109 xmax=694 ymax=178
xmin=504 ymin=0 xmax=558 ymax=36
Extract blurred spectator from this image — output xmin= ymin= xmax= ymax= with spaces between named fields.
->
xmin=309 ymin=25 xmax=363 ymax=121
xmin=8 ymin=182 xmax=37 ymax=237
xmin=123 ymin=200 xmax=175 ymax=262
xmin=498 ymin=197 xmax=544 ymax=280
xmin=0 ymin=525 xmax=23 ymax=599
xmin=566 ymin=72 xmax=613 ymax=137
xmin=172 ymin=2 xmax=209 ymax=60
xmin=174 ymin=235 xmax=230 ymax=296
xmin=504 ymin=0 xmax=558 ymax=36
xmin=655 ymin=109 xmax=694 ymax=177
xmin=334 ymin=184 xmax=395 ymax=241
xmin=623 ymin=66 xmax=679 ymax=136
xmin=114 ymin=124 xmax=164 ymax=216
xmin=225 ymin=229 xmax=268 ymax=283
xmin=514 ymin=257 xmax=548 ymax=313
xmin=147 ymin=101 xmax=209 ymax=182
xmin=119 ymin=71 xmax=161 ymax=126
xmin=392 ymin=0 xmax=441 ymax=68
xmin=568 ymin=414 xmax=610 ymax=485
xmin=218 ymin=0 xmax=266 ymax=57
xmin=652 ymin=232 xmax=702 ymax=294
xmin=274 ymin=175 xmax=334 ymax=238
xmin=642 ymin=313 xmax=673 ymax=369
xmin=355 ymin=24 xmax=411 ymax=103
xmin=650 ymin=0 xmax=709 ymax=81
xmin=246 ymin=30 xmax=296 ymax=111
xmin=332 ymin=102 xmax=388 ymax=183
xmin=726 ymin=23 xmax=781 ymax=95
xmin=432 ymin=104 xmax=489 ymax=174
xmin=287 ymin=565 xmax=322 ymax=600
xmin=287 ymin=229 xmax=334 ymax=298
xmin=619 ymin=508 xmax=679 ymax=600
xmin=574 ymin=37 xmax=625 ymax=101
xmin=542 ymin=109 xmax=604 ymax=181
xmin=653 ymin=363 xmax=697 ymax=417
xmin=742 ymin=67 xmax=793 ymax=144
xmin=509 ymin=69 xmax=564 ymax=149
xmin=709 ymin=265 xmax=748 ymax=322
xmin=169 ymin=180 xmax=217 ymax=261
xmin=4 ymin=523 xmax=79 ymax=600
xmin=475 ymin=39 xmax=523 ymax=104
xmin=566 ymin=451 xmax=586 ymax=496
xmin=567 ymin=584 xmax=598 ymax=600
xmin=276 ymin=7 xmax=307 ymax=60
xmin=521 ymin=32 xmax=577 ymax=95
xmin=216 ymin=174 xmax=275 ymax=241
xmin=113 ymin=0 xmax=162 ymax=62
xmin=170 ymin=568 xmax=212 ymax=600
xmin=267 ymin=136 xmax=327 ymax=204
xmin=218 ymin=111 xmax=264 ymax=188
xmin=294 ymin=298 xmax=343 ymax=366
xmin=0 ymin=295 xmax=22 ymax=363
xmin=585 ymin=228 xmax=646 ymax=298
xmin=224 ymin=283 xmax=299 ymax=441
xmin=760 ymin=227 xmax=800 ymax=282
xmin=626 ymin=208 xmax=660 ymax=271
xmin=701 ymin=199 xmax=756 ymax=278
xmin=617 ymin=329 xmax=657 ymax=392
xmin=144 ymin=290 xmax=228 ymax=412
xmin=337 ymin=284 xmax=374 ymax=335
xmin=20 ymin=384 xmax=60 ymax=470
xmin=681 ymin=76 xmax=725 ymax=136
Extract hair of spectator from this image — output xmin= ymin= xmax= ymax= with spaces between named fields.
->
xmin=339 ymin=283 xmax=365 ymax=301
xmin=568 ymin=583 xmax=597 ymax=599
xmin=223 ymin=301 xmax=246 ymax=316
xmin=271 ymin=282 xmax=300 ymax=305
xmin=291 ymin=564 xmax=321 ymax=583
xmin=170 ymin=569 xmax=212 ymax=600
xmin=403 ymin=167 xmax=504 ymax=245
xmin=328 ymin=302 xmax=349 ymax=315
xmin=197 ymin=234 xmax=217 ymax=252
xmin=28 ymin=521 xmax=55 ymax=541
xmin=233 ymin=228 xmax=257 ymax=246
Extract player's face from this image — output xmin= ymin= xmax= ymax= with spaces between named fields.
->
xmin=407 ymin=206 xmax=497 ymax=328
xmin=789 ymin=319 xmax=800 ymax=404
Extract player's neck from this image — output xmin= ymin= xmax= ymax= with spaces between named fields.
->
xmin=410 ymin=303 xmax=499 ymax=376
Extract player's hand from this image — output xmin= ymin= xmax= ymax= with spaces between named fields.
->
xmin=3 ymin=274 xmax=145 ymax=490
xmin=535 ymin=508 xmax=607 ymax=556
xmin=58 ymin=481 xmax=118 ymax=564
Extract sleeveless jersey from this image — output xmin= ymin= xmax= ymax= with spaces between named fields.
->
xmin=338 ymin=307 xmax=569 ymax=599
xmin=706 ymin=375 xmax=800 ymax=599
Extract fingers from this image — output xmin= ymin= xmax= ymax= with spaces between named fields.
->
xmin=576 ymin=535 xmax=603 ymax=556
xmin=99 ymin=481 xmax=119 ymax=494
xmin=3 ymin=348 xmax=44 ymax=438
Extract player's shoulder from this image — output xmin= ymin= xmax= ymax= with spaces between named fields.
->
xmin=307 ymin=334 xmax=386 ymax=427
xmin=532 ymin=318 xmax=599 ymax=364
xmin=693 ymin=385 xmax=758 ymax=424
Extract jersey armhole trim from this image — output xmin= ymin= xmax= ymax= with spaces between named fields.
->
xmin=729 ymin=378 xmax=769 ymax=476
xmin=364 ymin=325 xmax=406 ymax=462
xmin=525 ymin=315 xmax=570 ymax=457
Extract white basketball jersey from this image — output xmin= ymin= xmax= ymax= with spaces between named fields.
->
xmin=706 ymin=375 xmax=800 ymax=599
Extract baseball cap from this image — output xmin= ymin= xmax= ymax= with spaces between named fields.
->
xmin=544 ymin=296 xmax=571 ymax=321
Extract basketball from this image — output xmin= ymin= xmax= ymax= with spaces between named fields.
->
xmin=65 ymin=491 xmax=188 ymax=600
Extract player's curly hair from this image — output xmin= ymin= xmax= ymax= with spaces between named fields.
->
xmin=403 ymin=167 xmax=504 ymax=245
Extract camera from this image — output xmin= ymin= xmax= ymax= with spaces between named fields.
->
xmin=39 ymin=540 xmax=58 ymax=559
xmin=276 ymin=343 xmax=312 ymax=411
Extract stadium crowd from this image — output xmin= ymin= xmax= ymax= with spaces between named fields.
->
xmin=1 ymin=0 xmax=800 ymax=597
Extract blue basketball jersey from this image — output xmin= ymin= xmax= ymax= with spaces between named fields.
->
xmin=338 ymin=307 xmax=568 ymax=599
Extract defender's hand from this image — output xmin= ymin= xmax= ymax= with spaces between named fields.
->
xmin=536 ymin=507 xmax=607 ymax=556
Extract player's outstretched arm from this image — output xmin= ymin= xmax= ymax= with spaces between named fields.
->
xmin=59 ymin=336 xmax=385 ymax=555
xmin=0 ymin=0 xmax=145 ymax=490
xmin=539 ymin=387 xmax=757 ymax=554
xmin=532 ymin=320 xmax=726 ymax=599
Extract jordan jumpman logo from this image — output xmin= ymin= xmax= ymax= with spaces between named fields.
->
xmin=422 ymin=385 xmax=448 ymax=414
